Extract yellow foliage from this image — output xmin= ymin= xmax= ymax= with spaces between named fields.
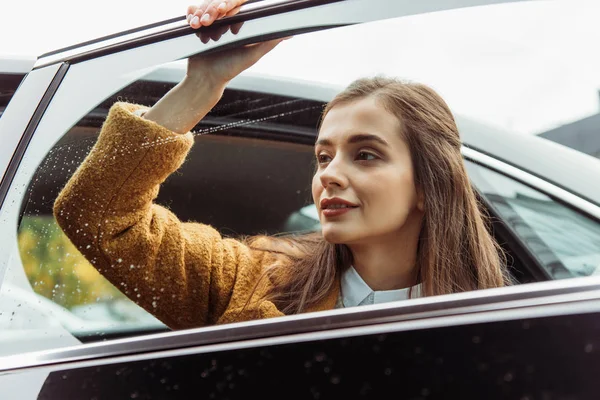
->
xmin=17 ymin=216 xmax=126 ymax=309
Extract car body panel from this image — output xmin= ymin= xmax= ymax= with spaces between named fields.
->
xmin=459 ymin=117 xmax=600 ymax=208
xmin=0 ymin=64 xmax=61 ymax=186
xmin=0 ymin=55 xmax=35 ymax=75
xmin=2 ymin=275 xmax=600 ymax=371
xmin=2 ymin=293 xmax=600 ymax=399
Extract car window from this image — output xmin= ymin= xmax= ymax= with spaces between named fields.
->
xmin=1 ymin=12 xmax=342 ymax=356
xmin=465 ymin=160 xmax=600 ymax=279
xmin=13 ymin=62 xmax=324 ymax=346
xmin=2 ymin=1 xmax=600 ymax=358
xmin=0 ymin=73 xmax=25 ymax=119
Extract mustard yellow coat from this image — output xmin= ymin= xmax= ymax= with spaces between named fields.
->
xmin=54 ymin=102 xmax=339 ymax=330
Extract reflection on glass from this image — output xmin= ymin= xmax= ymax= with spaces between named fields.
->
xmin=16 ymin=66 xmax=321 ymax=341
xmin=466 ymin=161 xmax=600 ymax=279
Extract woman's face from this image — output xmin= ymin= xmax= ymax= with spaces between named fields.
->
xmin=312 ymin=96 xmax=424 ymax=245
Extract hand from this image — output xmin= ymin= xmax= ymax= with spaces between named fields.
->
xmin=197 ymin=21 xmax=243 ymax=44
xmin=186 ymin=0 xmax=249 ymax=29
xmin=143 ymin=1 xmax=285 ymax=133
xmin=186 ymin=1 xmax=279 ymax=86
xmin=185 ymin=37 xmax=284 ymax=88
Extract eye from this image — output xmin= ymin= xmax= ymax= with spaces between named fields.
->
xmin=356 ymin=151 xmax=378 ymax=161
xmin=317 ymin=153 xmax=332 ymax=164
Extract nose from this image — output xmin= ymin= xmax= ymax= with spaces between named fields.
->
xmin=319 ymin=156 xmax=349 ymax=189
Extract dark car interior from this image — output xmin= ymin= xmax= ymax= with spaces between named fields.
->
xmin=19 ymin=79 xmax=324 ymax=235
xmin=0 ymin=73 xmax=26 ymax=117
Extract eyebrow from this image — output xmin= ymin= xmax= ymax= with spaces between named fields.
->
xmin=315 ymin=133 xmax=389 ymax=147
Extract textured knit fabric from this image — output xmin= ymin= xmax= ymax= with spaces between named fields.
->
xmin=53 ymin=102 xmax=340 ymax=330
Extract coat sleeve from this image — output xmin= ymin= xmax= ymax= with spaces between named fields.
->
xmin=53 ymin=102 xmax=261 ymax=329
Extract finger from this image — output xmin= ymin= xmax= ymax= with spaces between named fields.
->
xmin=187 ymin=5 xmax=197 ymax=25
xmin=213 ymin=0 xmax=246 ymax=21
xmin=186 ymin=5 xmax=199 ymax=17
xmin=189 ymin=1 xmax=210 ymax=28
xmin=199 ymin=31 xmax=210 ymax=44
xmin=210 ymin=25 xmax=230 ymax=42
xmin=218 ymin=24 xmax=231 ymax=37
xmin=200 ymin=2 xmax=220 ymax=26
xmin=210 ymin=31 xmax=223 ymax=42
xmin=224 ymin=5 xmax=242 ymax=18
xmin=230 ymin=22 xmax=243 ymax=35
xmin=189 ymin=0 xmax=247 ymax=29
xmin=216 ymin=0 xmax=230 ymax=14
xmin=218 ymin=0 xmax=246 ymax=15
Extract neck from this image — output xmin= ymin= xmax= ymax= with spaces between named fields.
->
xmin=348 ymin=212 xmax=422 ymax=291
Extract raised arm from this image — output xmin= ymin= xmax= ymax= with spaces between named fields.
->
xmin=54 ymin=3 xmax=285 ymax=329
xmin=146 ymin=0 xmax=282 ymax=133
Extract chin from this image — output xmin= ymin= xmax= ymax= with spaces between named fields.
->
xmin=321 ymin=226 xmax=355 ymax=244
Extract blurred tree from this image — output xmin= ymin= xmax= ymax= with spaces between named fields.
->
xmin=18 ymin=216 xmax=125 ymax=310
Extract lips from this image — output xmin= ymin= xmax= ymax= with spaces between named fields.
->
xmin=320 ymin=197 xmax=358 ymax=217
xmin=320 ymin=197 xmax=358 ymax=209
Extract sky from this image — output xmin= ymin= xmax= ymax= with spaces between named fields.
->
xmin=1 ymin=0 xmax=599 ymax=135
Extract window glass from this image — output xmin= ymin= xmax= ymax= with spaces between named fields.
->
xmin=0 ymin=73 xmax=25 ymax=119
xmin=14 ymin=64 xmax=323 ymax=347
xmin=465 ymin=160 xmax=600 ymax=279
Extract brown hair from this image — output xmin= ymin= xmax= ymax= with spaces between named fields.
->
xmin=251 ymin=76 xmax=509 ymax=315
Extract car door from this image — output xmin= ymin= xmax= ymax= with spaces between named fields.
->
xmin=1 ymin=0 xmax=600 ymax=398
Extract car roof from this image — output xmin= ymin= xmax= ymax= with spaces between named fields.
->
xmin=457 ymin=118 xmax=600 ymax=208
xmin=0 ymin=55 xmax=36 ymax=74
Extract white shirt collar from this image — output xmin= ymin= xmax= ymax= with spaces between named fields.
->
xmin=339 ymin=265 xmax=421 ymax=308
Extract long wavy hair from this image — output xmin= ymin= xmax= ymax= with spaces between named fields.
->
xmin=248 ymin=76 xmax=510 ymax=315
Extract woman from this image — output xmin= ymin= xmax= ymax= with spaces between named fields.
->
xmin=53 ymin=0 xmax=509 ymax=330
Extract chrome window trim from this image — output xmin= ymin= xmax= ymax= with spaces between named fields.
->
xmin=33 ymin=0 xmax=523 ymax=69
xmin=34 ymin=19 xmax=188 ymax=69
xmin=33 ymin=0 xmax=342 ymax=69
xmin=462 ymin=146 xmax=600 ymax=221
xmin=3 ymin=275 xmax=600 ymax=372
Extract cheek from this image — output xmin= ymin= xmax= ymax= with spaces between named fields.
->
xmin=311 ymin=174 xmax=321 ymax=204
xmin=367 ymin=169 xmax=417 ymax=209
xmin=394 ymin=173 xmax=419 ymax=208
